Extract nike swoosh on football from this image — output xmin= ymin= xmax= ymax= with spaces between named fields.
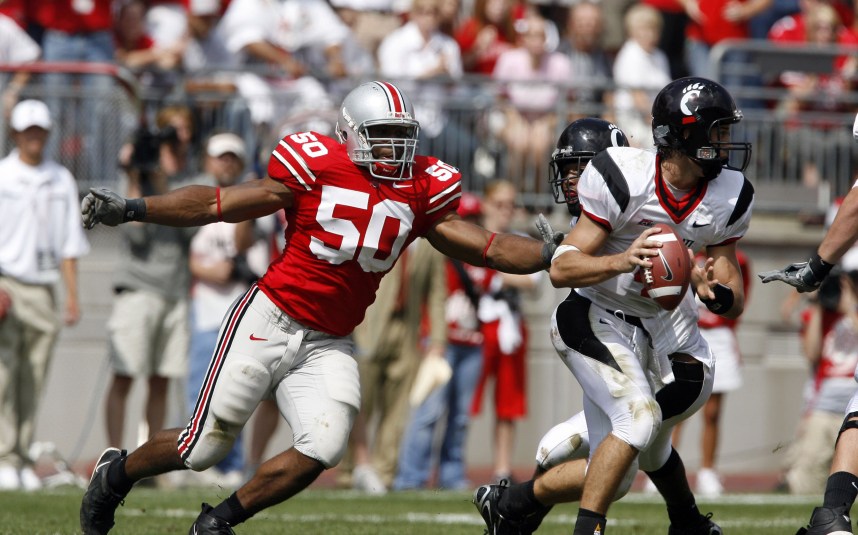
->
xmin=249 ymin=334 xmax=267 ymax=341
xmin=657 ymin=250 xmax=674 ymax=281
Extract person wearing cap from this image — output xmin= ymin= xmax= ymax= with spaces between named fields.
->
xmin=0 ymin=99 xmax=90 ymax=490
xmin=182 ymin=132 xmax=259 ymax=488
xmin=101 ymin=106 xmax=199 ymax=455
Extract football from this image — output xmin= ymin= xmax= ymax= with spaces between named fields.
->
xmin=642 ymin=223 xmax=691 ymax=311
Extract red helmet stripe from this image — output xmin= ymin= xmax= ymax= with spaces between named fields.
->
xmin=375 ymin=81 xmax=404 ymax=114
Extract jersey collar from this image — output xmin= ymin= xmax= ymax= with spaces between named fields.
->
xmin=654 ymin=154 xmax=707 ymax=224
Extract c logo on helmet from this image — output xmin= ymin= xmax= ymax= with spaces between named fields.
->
xmin=610 ymin=127 xmax=623 ymax=147
xmin=679 ymin=82 xmax=705 ymax=116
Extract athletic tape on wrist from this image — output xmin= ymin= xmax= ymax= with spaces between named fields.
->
xmin=551 ymin=244 xmax=580 ymax=263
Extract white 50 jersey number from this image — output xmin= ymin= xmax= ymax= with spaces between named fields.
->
xmin=311 ymin=186 xmax=414 ymax=273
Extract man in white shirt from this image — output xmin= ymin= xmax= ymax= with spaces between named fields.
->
xmin=0 ymin=99 xmax=90 ymax=490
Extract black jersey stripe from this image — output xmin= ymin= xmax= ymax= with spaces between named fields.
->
xmin=727 ymin=177 xmax=755 ymax=227
xmin=591 ymin=151 xmax=630 ymax=213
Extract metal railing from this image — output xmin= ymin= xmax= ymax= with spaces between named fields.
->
xmin=2 ymin=52 xmax=857 ymax=215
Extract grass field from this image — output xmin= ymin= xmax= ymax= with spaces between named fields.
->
xmin=0 ymin=485 xmax=821 ymax=534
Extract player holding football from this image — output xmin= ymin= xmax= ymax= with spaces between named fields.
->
xmin=477 ymin=78 xmax=753 ymax=535
xmin=761 ymin=114 xmax=858 ymax=535
xmin=78 ymin=81 xmax=555 ymax=535
xmin=475 ymin=115 xmax=740 ymax=533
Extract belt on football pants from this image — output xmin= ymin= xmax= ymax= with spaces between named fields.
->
xmin=606 ymin=308 xmax=645 ymax=330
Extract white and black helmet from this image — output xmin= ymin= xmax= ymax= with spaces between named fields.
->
xmin=336 ymin=81 xmax=420 ymax=180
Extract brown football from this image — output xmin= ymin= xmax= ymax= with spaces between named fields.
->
xmin=642 ymin=223 xmax=691 ymax=311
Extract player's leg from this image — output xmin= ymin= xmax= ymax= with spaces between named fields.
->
xmin=476 ymin=296 xmax=658 ymax=535
xmin=81 ymin=286 xmax=273 ymax=533
xmin=218 ymin=329 xmax=360 ymax=524
xmin=245 ymin=399 xmax=279 ymax=478
xmin=639 ymin=353 xmax=721 ymax=535
xmin=796 ymin=388 xmax=858 ymax=535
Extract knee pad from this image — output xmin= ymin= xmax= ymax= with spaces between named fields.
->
xmin=293 ymin=402 xmax=358 ymax=468
xmin=837 ymin=411 xmax=858 ymax=445
xmin=182 ymin=418 xmax=244 ymax=471
xmin=655 ymin=359 xmax=707 ymax=421
xmin=612 ymin=395 xmax=661 ymax=451
xmin=536 ymin=413 xmax=590 ymax=470
xmin=183 ymin=355 xmax=272 ymax=471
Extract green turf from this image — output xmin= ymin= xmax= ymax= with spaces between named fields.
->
xmin=0 ymin=486 xmax=822 ymax=534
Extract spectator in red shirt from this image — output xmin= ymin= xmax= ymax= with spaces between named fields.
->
xmin=454 ymin=0 xmax=516 ymax=75
xmin=684 ymin=0 xmax=773 ymax=89
xmin=32 ymin=0 xmax=116 ymax=182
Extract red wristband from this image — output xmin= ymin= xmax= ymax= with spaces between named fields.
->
xmin=216 ymin=187 xmax=223 ymax=222
xmin=482 ymin=232 xmax=497 ymax=266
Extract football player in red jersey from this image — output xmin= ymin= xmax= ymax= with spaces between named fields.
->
xmin=78 ymin=81 xmax=555 ymax=535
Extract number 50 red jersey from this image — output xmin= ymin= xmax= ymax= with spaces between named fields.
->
xmin=259 ymin=131 xmax=462 ymax=336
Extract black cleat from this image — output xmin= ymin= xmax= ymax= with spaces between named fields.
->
xmin=189 ymin=503 xmax=236 ymax=535
xmin=668 ymin=512 xmax=723 ymax=535
xmin=796 ymin=506 xmax=853 ymax=535
xmin=80 ymin=448 xmax=128 ymax=535
xmin=473 ymin=479 xmax=521 ymax=535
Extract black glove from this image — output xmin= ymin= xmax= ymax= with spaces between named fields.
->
xmin=81 ymin=187 xmax=145 ymax=229
xmin=758 ymin=254 xmax=834 ymax=293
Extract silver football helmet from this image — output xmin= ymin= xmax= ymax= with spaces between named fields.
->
xmin=336 ymin=81 xmax=420 ymax=180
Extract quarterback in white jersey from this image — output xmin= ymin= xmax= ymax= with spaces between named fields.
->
xmin=553 ymin=77 xmax=752 ymax=535
xmin=478 ymin=78 xmax=753 ymax=535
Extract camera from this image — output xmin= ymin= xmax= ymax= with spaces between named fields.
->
xmin=128 ymin=125 xmax=179 ymax=174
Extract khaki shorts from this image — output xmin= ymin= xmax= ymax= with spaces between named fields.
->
xmin=107 ymin=289 xmax=189 ymax=377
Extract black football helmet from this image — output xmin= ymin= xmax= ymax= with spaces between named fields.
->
xmin=651 ymin=77 xmax=751 ymax=180
xmin=550 ymin=117 xmax=629 ymax=216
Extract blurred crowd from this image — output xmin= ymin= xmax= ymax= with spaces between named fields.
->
xmin=1 ymin=0 xmax=857 ymax=203
xmin=2 ymin=0 xmax=858 ymax=497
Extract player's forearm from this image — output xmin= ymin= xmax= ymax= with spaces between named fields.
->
xmin=549 ymin=250 xmax=626 ymax=288
xmin=140 ymin=185 xmax=220 ymax=227
xmin=485 ymin=233 xmax=550 ymax=274
xmin=819 ymin=185 xmax=858 ymax=264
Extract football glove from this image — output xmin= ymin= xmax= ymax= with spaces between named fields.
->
xmin=758 ymin=254 xmax=834 ymax=293
xmin=81 ymin=188 xmax=145 ymax=229
xmin=535 ymin=213 xmax=565 ymax=246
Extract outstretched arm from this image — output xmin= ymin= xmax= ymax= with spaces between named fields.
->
xmin=426 ymin=212 xmax=551 ymax=274
xmin=82 ymin=177 xmax=293 ymax=228
xmin=760 ymin=114 xmax=858 ymax=291
xmin=759 ymin=184 xmax=858 ymax=292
